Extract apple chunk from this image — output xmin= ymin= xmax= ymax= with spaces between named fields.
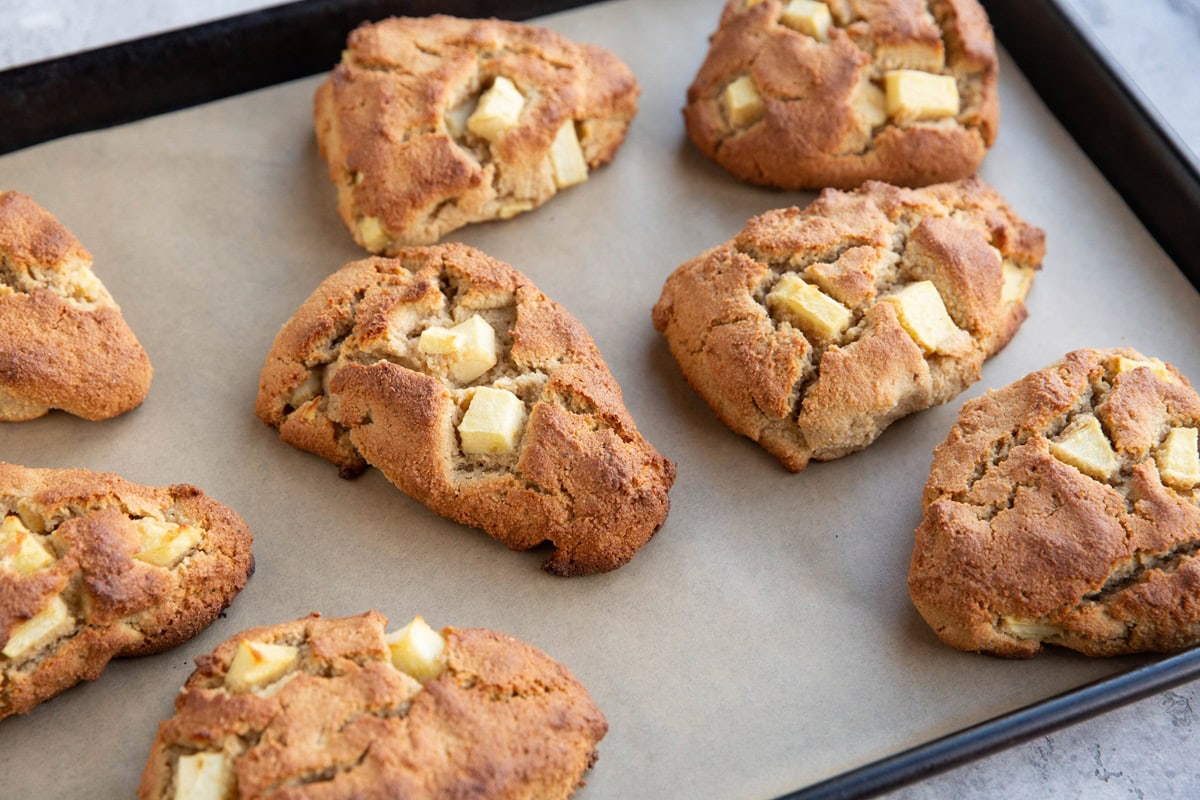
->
xmin=458 ymin=387 xmax=526 ymax=455
xmin=386 ymin=616 xmax=447 ymax=683
xmin=225 ymin=640 xmax=300 ymax=692
xmin=174 ymin=752 xmax=235 ymax=800
xmin=418 ymin=314 xmax=499 ymax=383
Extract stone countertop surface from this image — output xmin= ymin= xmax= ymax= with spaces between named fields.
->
xmin=3 ymin=1 xmax=1199 ymax=798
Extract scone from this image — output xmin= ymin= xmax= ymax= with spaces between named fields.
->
xmin=139 ymin=611 xmax=607 ymax=800
xmin=653 ymin=178 xmax=1043 ymax=471
xmin=910 ymin=349 xmax=1200 ymax=657
xmin=257 ymin=244 xmax=674 ymax=576
xmin=0 ymin=463 xmax=253 ymax=718
xmin=314 ymin=15 xmax=639 ymax=249
xmin=0 ymin=191 xmax=152 ymax=421
xmin=684 ymin=0 xmax=998 ymax=189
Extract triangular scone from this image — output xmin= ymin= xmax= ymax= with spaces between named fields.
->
xmin=257 ymin=244 xmax=674 ymax=576
xmin=138 ymin=612 xmax=607 ymax=800
xmin=0 ymin=463 xmax=254 ymax=718
xmin=654 ymin=178 xmax=1044 ymax=471
xmin=911 ymin=349 xmax=1200 ymax=657
xmin=314 ymin=15 xmax=639 ymax=249
xmin=0 ymin=192 xmax=152 ymax=421
xmin=684 ymin=0 xmax=998 ymax=189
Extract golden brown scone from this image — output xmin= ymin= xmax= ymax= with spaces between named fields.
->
xmin=314 ymin=15 xmax=639 ymax=249
xmin=653 ymin=178 xmax=1043 ymax=471
xmin=910 ymin=350 xmax=1200 ymax=657
xmin=0 ymin=463 xmax=253 ymax=718
xmin=257 ymin=244 xmax=674 ymax=576
xmin=139 ymin=612 xmax=608 ymax=800
xmin=0 ymin=191 xmax=152 ymax=421
xmin=684 ymin=0 xmax=998 ymax=189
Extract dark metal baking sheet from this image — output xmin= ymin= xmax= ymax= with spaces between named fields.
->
xmin=2 ymin=2 xmax=1199 ymax=799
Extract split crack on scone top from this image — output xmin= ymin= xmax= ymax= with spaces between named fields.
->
xmin=909 ymin=349 xmax=1200 ymax=657
xmin=653 ymin=177 xmax=1044 ymax=471
xmin=258 ymin=243 xmax=674 ymax=576
xmin=685 ymin=0 xmax=999 ymax=189
xmin=0 ymin=191 xmax=152 ymax=421
xmin=0 ymin=463 xmax=254 ymax=718
xmin=138 ymin=612 xmax=608 ymax=800
xmin=314 ymin=15 xmax=640 ymax=249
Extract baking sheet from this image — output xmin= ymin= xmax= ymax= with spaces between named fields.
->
xmin=3 ymin=0 xmax=1200 ymax=797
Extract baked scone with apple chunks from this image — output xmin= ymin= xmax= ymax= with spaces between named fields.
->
xmin=653 ymin=178 xmax=1043 ymax=471
xmin=314 ymin=15 xmax=639 ymax=249
xmin=684 ymin=0 xmax=998 ymax=189
xmin=0 ymin=463 xmax=253 ymax=719
xmin=257 ymin=244 xmax=674 ymax=576
xmin=910 ymin=349 xmax=1200 ymax=657
xmin=0 ymin=191 xmax=152 ymax=421
xmin=139 ymin=611 xmax=608 ymax=800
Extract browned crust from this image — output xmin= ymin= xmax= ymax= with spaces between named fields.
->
xmin=683 ymin=0 xmax=999 ymax=189
xmin=0 ymin=191 xmax=153 ymax=421
xmin=653 ymin=177 xmax=1044 ymax=471
xmin=257 ymin=244 xmax=674 ymax=575
xmin=0 ymin=463 xmax=254 ymax=718
xmin=138 ymin=612 xmax=607 ymax=800
xmin=909 ymin=349 xmax=1200 ymax=657
xmin=314 ymin=15 xmax=639 ymax=249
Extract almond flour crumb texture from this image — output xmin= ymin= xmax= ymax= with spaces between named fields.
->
xmin=684 ymin=0 xmax=999 ymax=188
xmin=0 ymin=463 xmax=254 ymax=718
xmin=257 ymin=244 xmax=674 ymax=576
xmin=138 ymin=612 xmax=608 ymax=800
xmin=314 ymin=15 xmax=640 ymax=249
xmin=910 ymin=349 xmax=1200 ymax=657
xmin=0 ymin=191 xmax=152 ymax=421
xmin=653 ymin=177 xmax=1043 ymax=471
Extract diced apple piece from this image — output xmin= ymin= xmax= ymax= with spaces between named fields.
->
xmin=781 ymin=0 xmax=832 ymax=40
xmin=175 ymin=752 xmax=236 ymax=800
xmin=722 ymin=75 xmax=765 ymax=128
xmin=418 ymin=314 xmax=498 ymax=383
xmin=2 ymin=595 xmax=71 ymax=660
xmin=445 ymin=99 xmax=475 ymax=139
xmin=386 ymin=616 xmax=446 ymax=683
xmin=498 ymin=200 xmax=534 ymax=219
xmin=133 ymin=518 xmax=202 ymax=568
xmin=225 ymin=640 xmax=300 ymax=692
xmin=1049 ymin=415 xmax=1118 ymax=482
xmin=853 ymin=80 xmax=887 ymax=128
xmin=1112 ymin=356 xmax=1176 ymax=384
xmin=458 ymin=387 xmax=526 ymax=455
xmin=467 ymin=76 xmax=525 ymax=141
xmin=1001 ymin=263 xmax=1034 ymax=304
xmin=418 ymin=326 xmax=459 ymax=355
xmin=1001 ymin=616 xmax=1063 ymax=640
xmin=885 ymin=70 xmax=959 ymax=122
xmin=1157 ymin=427 xmax=1200 ymax=490
xmin=880 ymin=281 xmax=967 ymax=354
xmin=356 ymin=216 xmax=389 ymax=253
xmin=766 ymin=274 xmax=852 ymax=341
xmin=550 ymin=121 xmax=588 ymax=189
xmin=0 ymin=516 xmax=55 ymax=575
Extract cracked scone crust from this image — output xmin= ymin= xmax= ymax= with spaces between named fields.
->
xmin=0 ymin=191 xmax=152 ymax=421
xmin=684 ymin=0 xmax=998 ymax=188
xmin=314 ymin=15 xmax=639 ymax=249
xmin=910 ymin=349 xmax=1200 ymax=657
xmin=0 ymin=463 xmax=253 ymax=718
xmin=138 ymin=612 xmax=607 ymax=800
xmin=257 ymin=244 xmax=674 ymax=576
xmin=653 ymin=178 xmax=1043 ymax=471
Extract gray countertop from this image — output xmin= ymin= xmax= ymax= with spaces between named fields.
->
xmin=3 ymin=1 xmax=1198 ymax=797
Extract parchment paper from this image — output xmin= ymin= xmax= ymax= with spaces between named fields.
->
xmin=3 ymin=1 xmax=1199 ymax=797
